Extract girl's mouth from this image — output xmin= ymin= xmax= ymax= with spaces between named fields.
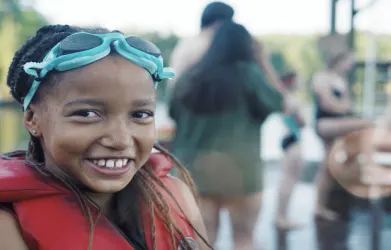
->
xmin=85 ymin=158 xmax=133 ymax=176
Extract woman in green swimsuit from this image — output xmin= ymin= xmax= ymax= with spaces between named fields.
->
xmin=169 ymin=21 xmax=283 ymax=249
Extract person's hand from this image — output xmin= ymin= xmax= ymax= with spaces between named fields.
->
xmin=282 ymin=94 xmax=300 ymax=112
xmin=327 ymin=127 xmax=391 ymax=199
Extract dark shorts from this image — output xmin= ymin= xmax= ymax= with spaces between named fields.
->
xmin=281 ymin=134 xmax=298 ymax=151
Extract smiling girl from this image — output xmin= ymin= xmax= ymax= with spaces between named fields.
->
xmin=0 ymin=25 xmax=209 ymax=250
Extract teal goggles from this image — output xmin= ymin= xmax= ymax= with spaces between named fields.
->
xmin=22 ymin=32 xmax=175 ymax=111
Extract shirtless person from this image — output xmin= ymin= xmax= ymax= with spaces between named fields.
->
xmin=312 ymin=50 xmax=373 ymax=220
xmin=170 ymin=1 xmax=287 ymax=95
xmin=170 ymin=2 xmax=234 ymax=83
xmin=158 ymin=2 xmax=236 ymax=147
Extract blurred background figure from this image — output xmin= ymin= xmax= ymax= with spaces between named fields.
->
xmin=170 ymin=1 xmax=234 ymax=84
xmin=272 ymin=53 xmax=307 ymax=230
xmin=159 ymin=1 xmax=235 ymax=149
xmin=169 ymin=21 xmax=283 ymax=249
xmin=170 ymin=1 xmax=288 ymax=100
xmin=327 ymin=127 xmax=391 ymax=200
xmin=312 ymin=50 xmax=374 ymax=221
xmin=163 ymin=1 xmax=290 ymax=151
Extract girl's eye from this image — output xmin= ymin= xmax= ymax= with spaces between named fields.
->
xmin=71 ymin=110 xmax=99 ymax=118
xmin=130 ymin=111 xmax=154 ymax=119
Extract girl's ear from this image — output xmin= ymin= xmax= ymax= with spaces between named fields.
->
xmin=23 ymin=105 xmax=42 ymax=137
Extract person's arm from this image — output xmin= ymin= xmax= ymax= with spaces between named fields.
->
xmin=170 ymin=38 xmax=199 ymax=86
xmin=169 ymin=176 xmax=210 ymax=250
xmin=312 ymin=73 xmax=351 ymax=114
xmin=0 ymin=209 xmax=29 ymax=250
xmin=252 ymin=38 xmax=287 ymax=96
xmin=169 ymin=41 xmax=187 ymax=81
xmin=166 ymin=40 xmax=190 ymax=102
xmin=295 ymin=109 xmax=307 ymax=127
xmin=245 ymin=64 xmax=284 ymax=120
xmin=283 ymin=97 xmax=307 ymax=127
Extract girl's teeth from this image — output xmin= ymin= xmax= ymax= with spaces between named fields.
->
xmin=98 ymin=159 xmax=106 ymax=167
xmin=122 ymin=159 xmax=128 ymax=166
xmin=106 ymin=159 xmax=115 ymax=168
xmin=91 ymin=158 xmax=130 ymax=168
xmin=115 ymin=159 xmax=122 ymax=168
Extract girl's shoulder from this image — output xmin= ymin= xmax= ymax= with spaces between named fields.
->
xmin=145 ymin=152 xmax=173 ymax=178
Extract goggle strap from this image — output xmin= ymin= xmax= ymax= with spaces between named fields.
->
xmin=23 ymin=62 xmax=46 ymax=78
xmin=55 ymin=49 xmax=111 ymax=71
xmin=159 ymin=67 xmax=175 ymax=80
xmin=23 ymin=79 xmax=41 ymax=111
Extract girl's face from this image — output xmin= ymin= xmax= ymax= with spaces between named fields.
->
xmin=25 ymin=55 xmax=156 ymax=193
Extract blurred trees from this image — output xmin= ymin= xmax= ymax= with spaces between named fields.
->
xmin=0 ymin=0 xmax=46 ymax=98
xmin=141 ymin=31 xmax=391 ymax=103
xmin=0 ymin=0 xmax=47 ymax=151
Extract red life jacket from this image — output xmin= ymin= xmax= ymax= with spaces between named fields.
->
xmin=0 ymin=153 xmax=198 ymax=250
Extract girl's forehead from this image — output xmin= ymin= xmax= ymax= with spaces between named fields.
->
xmin=45 ymin=57 xmax=155 ymax=104
xmin=61 ymin=56 xmax=152 ymax=86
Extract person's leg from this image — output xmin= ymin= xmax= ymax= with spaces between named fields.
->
xmin=275 ymin=143 xmax=304 ymax=229
xmin=314 ymin=117 xmax=372 ymax=220
xmin=225 ymin=192 xmax=262 ymax=250
xmin=198 ymin=194 xmax=221 ymax=246
xmin=315 ymin=144 xmax=339 ymax=220
xmin=315 ymin=217 xmax=350 ymax=250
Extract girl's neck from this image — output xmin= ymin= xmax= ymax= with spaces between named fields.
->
xmin=44 ymin=159 xmax=114 ymax=215
xmin=87 ymin=192 xmax=114 ymax=215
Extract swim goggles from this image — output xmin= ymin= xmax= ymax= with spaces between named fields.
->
xmin=22 ymin=32 xmax=174 ymax=111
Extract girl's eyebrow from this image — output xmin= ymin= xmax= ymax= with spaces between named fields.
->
xmin=131 ymin=98 xmax=156 ymax=107
xmin=64 ymin=99 xmax=106 ymax=107
xmin=64 ymin=98 xmax=156 ymax=108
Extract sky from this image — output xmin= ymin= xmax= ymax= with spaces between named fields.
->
xmin=32 ymin=0 xmax=389 ymax=37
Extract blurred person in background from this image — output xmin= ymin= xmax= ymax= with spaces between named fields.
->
xmin=159 ymin=1 xmax=234 ymax=148
xmin=318 ymin=83 xmax=391 ymax=250
xmin=170 ymin=1 xmax=234 ymax=82
xmin=169 ymin=21 xmax=283 ymax=250
xmin=170 ymin=1 xmax=287 ymax=95
xmin=327 ymin=127 xmax=391 ymax=201
xmin=321 ymin=122 xmax=391 ymax=250
xmin=274 ymin=68 xmax=307 ymax=230
xmin=164 ymin=1 xmax=290 ymax=149
xmin=326 ymin=81 xmax=391 ymax=198
xmin=312 ymin=50 xmax=374 ymax=221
